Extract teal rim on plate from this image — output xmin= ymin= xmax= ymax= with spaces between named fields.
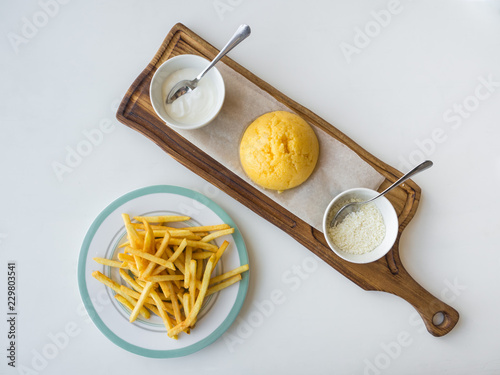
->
xmin=77 ymin=185 xmax=249 ymax=358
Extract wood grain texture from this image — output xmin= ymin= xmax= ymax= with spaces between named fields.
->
xmin=116 ymin=23 xmax=459 ymax=336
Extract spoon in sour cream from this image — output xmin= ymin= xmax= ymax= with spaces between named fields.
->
xmin=165 ymin=24 xmax=251 ymax=105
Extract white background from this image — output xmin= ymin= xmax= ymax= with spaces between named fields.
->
xmin=1 ymin=1 xmax=500 ymax=374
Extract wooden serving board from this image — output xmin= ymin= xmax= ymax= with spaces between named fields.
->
xmin=117 ymin=23 xmax=459 ymax=337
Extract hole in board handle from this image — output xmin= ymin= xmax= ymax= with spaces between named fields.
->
xmin=432 ymin=311 xmax=446 ymax=327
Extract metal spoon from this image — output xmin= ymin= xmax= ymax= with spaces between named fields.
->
xmin=330 ymin=160 xmax=433 ymax=227
xmin=165 ymin=24 xmax=251 ymax=105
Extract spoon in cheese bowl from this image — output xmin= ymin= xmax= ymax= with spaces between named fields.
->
xmin=330 ymin=160 xmax=433 ymax=228
xmin=165 ymin=24 xmax=251 ymax=105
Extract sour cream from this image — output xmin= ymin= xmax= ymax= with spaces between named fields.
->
xmin=162 ymin=68 xmax=218 ymax=125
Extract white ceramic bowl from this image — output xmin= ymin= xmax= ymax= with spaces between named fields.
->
xmin=149 ymin=54 xmax=225 ymax=130
xmin=322 ymin=188 xmax=398 ymax=264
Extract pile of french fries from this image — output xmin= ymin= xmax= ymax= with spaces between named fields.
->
xmin=92 ymin=214 xmax=249 ymax=339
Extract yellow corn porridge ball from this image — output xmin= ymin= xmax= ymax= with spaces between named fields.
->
xmin=239 ymin=111 xmax=319 ymax=191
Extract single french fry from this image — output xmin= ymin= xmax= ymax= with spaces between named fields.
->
xmin=93 ymin=257 xmax=126 ymax=268
xmin=177 ymin=224 xmax=230 ymax=232
xmin=209 ymin=264 xmax=249 ymax=286
xmin=183 ymin=294 xmax=193 ymax=331
xmin=153 ymin=226 xmax=207 ymax=237
xmin=143 ymin=274 xmax=184 ymax=282
xmin=184 ymin=246 xmax=192 ymax=289
xmin=152 ymin=232 xmax=205 ymax=240
xmin=188 ymin=260 xmax=197 ymax=310
xmin=129 ymin=281 xmax=155 ymax=322
xmin=132 ymin=223 xmax=165 ymax=230
xmin=141 ymin=232 xmax=171 ymax=279
xmin=169 ymin=238 xmax=218 ymax=252
xmin=206 ymin=274 xmax=242 ymax=297
xmin=167 ymin=238 xmax=187 ymax=263
xmin=192 ymin=251 xmax=213 ymax=260
xmin=182 ymin=293 xmax=190 ymax=318
xmin=200 ymin=228 xmax=235 ymax=243
xmin=126 ymin=247 xmax=175 ymax=271
xmin=136 ymin=228 xmax=195 ymax=238
xmin=118 ymin=253 xmax=136 ymax=263
xmin=213 ymin=241 xmax=229 ymax=269
xmin=166 ymin=230 xmax=196 ymax=238
xmin=142 ymin=219 xmax=155 ymax=254
xmin=122 ymin=214 xmax=143 ymax=249
xmin=133 ymin=215 xmax=190 ymax=223
xmin=165 ymin=281 xmax=183 ymax=325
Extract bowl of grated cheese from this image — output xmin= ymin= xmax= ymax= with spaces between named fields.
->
xmin=322 ymin=188 xmax=398 ymax=264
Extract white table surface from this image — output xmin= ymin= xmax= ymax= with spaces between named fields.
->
xmin=2 ymin=1 xmax=500 ymax=374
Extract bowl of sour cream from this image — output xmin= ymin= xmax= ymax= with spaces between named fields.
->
xmin=150 ymin=54 xmax=225 ymax=130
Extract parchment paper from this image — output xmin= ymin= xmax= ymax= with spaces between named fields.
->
xmin=173 ymin=62 xmax=385 ymax=232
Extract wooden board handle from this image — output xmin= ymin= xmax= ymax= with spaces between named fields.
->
xmin=306 ymin=227 xmax=459 ymax=337
xmin=385 ymin=261 xmax=460 ymax=337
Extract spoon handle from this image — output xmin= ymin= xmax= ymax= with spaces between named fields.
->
xmin=196 ymin=24 xmax=251 ymax=81
xmin=367 ymin=160 xmax=433 ymax=203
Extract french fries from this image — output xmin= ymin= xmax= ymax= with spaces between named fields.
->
xmin=91 ymin=213 xmax=249 ymax=339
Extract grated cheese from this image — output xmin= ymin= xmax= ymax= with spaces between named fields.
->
xmin=327 ymin=199 xmax=386 ymax=254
